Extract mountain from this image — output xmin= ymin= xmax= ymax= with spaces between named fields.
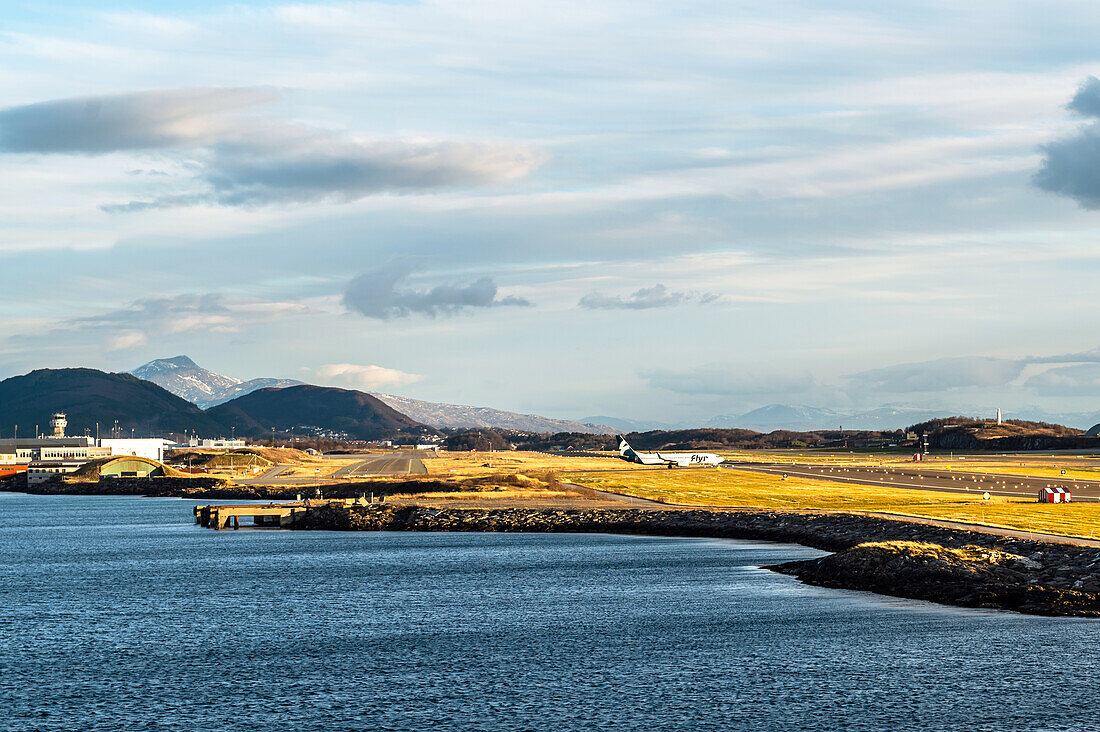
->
xmin=580 ymin=415 xmax=678 ymax=433
xmin=0 ymin=368 xmax=226 ymax=438
xmin=708 ymin=405 xmax=843 ymax=432
xmin=373 ymin=393 xmax=615 ymax=434
xmin=704 ymin=404 xmax=974 ymax=432
xmin=131 ymin=356 xmax=302 ymax=409
xmin=208 ymin=385 xmax=429 ymax=440
xmin=132 ymin=355 xmax=615 ymax=434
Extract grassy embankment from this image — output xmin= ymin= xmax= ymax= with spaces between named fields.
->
xmin=425 ymin=450 xmax=1100 ymax=540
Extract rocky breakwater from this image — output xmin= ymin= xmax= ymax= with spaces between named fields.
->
xmin=293 ymin=504 xmax=1100 ymax=616
xmin=774 ymin=541 xmax=1100 ymax=617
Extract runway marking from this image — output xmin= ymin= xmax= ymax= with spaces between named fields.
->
xmin=728 ymin=465 xmax=1058 ymax=500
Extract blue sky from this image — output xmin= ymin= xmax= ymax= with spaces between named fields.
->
xmin=4 ymin=0 xmax=1100 ymax=425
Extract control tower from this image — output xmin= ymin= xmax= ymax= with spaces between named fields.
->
xmin=50 ymin=412 xmax=67 ymax=438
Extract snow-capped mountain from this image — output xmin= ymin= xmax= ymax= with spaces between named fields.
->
xmin=707 ymin=405 xmax=843 ymax=431
xmin=131 ymin=356 xmax=302 ymax=409
xmin=706 ymin=404 xmax=966 ymax=432
xmin=373 ymin=393 xmax=615 ymax=434
xmin=132 ymin=355 xmax=615 ymax=432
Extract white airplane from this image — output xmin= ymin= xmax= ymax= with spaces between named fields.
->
xmin=617 ymin=435 xmax=724 ymax=468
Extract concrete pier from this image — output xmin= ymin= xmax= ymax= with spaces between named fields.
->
xmin=194 ymin=497 xmax=369 ymax=530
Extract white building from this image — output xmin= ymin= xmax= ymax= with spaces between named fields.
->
xmin=27 ymin=461 xmax=88 ymax=484
xmin=0 ymin=437 xmax=102 ymax=462
xmin=171 ymin=438 xmax=247 ymax=450
xmin=97 ymin=438 xmax=171 ymax=462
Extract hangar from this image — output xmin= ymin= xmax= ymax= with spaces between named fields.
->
xmin=71 ymin=455 xmax=172 ymax=480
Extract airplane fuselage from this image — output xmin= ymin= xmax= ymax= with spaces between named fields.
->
xmin=617 ymin=436 xmax=723 ymax=468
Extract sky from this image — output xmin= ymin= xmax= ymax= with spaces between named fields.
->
xmin=5 ymin=1 xmax=1100 ymax=426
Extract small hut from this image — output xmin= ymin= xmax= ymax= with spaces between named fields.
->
xmin=1039 ymin=487 xmax=1071 ymax=503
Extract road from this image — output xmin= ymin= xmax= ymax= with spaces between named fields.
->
xmin=727 ymin=462 xmax=1100 ymax=501
xmin=254 ymin=464 xmax=291 ymax=482
xmin=332 ymin=452 xmax=428 ymax=478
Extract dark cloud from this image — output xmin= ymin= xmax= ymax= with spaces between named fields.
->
xmin=0 ymin=88 xmax=274 ymax=153
xmin=1068 ymin=76 xmax=1100 ymax=118
xmin=578 ymin=283 xmax=716 ymax=310
xmin=0 ymin=88 xmax=544 ymax=209
xmin=343 ymin=263 xmax=531 ymax=320
xmin=1035 ymin=77 xmax=1100 ymax=208
xmin=200 ymin=137 xmax=542 ymax=207
xmin=845 ymin=356 xmax=1025 ymax=393
xmin=100 ymin=134 xmax=543 ymax=210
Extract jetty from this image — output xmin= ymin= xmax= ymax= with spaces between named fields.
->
xmin=194 ymin=496 xmax=373 ymax=529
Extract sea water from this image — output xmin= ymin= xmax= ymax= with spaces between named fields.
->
xmin=1 ymin=492 xmax=1097 ymax=731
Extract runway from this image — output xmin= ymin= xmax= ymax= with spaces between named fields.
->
xmin=728 ymin=462 xmax=1100 ymax=501
xmin=332 ymin=452 xmax=428 ymax=477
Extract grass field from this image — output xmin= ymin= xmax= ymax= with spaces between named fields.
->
xmin=231 ymin=447 xmax=1100 ymax=540
xmin=426 ymin=450 xmax=643 ymax=478
xmin=564 ymin=462 xmax=1100 ymax=540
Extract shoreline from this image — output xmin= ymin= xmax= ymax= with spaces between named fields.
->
xmin=8 ymin=482 xmax=1100 ymax=617
xmin=290 ymin=503 xmax=1100 ymax=617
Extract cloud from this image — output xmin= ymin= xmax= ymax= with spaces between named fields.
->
xmin=1024 ymin=363 xmax=1100 ymax=396
xmin=644 ymin=365 xmax=817 ymax=396
xmin=17 ymin=293 xmax=310 ymax=349
xmin=78 ymin=293 xmax=239 ymax=334
xmin=0 ymin=88 xmax=544 ymax=209
xmin=316 ymin=363 xmax=421 ymax=391
xmin=1035 ymin=77 xmax=1100 ymax=208
xmin=104 ymin=134 xmax=545 ymax=210
xmin=0 ymin=88 xmax=275 ymax=153
xmin=105 ymin=331 xmax=147 ymax=351
xmin=845 ymin=356 xmax=1025 ymax=393
xmin=578 ymin=283 xmax=717 ymax=310
xmin=343 ymin=263 xmax=531 ymax=319
xmin=200 ymin=136 xmax=543 ymax=207
xmin=0 ymin=291 xmax=312 ymax=371
xmin=1068 ymin=76 xmax=1100 ymax=118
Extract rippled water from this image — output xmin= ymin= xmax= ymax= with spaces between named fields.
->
xmin=1 ymin=493 xmax=1097 ymax=731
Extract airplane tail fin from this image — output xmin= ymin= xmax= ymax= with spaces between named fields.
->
xmin=617 ymin=435 xmax=637 ymax=461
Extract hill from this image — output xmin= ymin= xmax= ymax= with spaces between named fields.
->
xmin=132 ymin=354 xmax=608 ymax=433
xmin=131 ymin=355 xmax=302 ymax=408
xmin=0 ymin=368 xmax=226 ymax=438
xmin=907 ymin=416 xmax=1093 ymax=450
xmin=207 ymin=385 xmax=431 ymax=440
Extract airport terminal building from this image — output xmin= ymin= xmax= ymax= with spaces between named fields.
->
xmin=0 ymin=413 xmax=172 ymax=483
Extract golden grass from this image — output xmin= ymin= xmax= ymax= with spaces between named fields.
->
xmin=571 ymin=467 xmax=955 ymax=509
xmin=566 ymin=466 xmax=1100 ymax=540
xmin=427 ymin=450 xmax=645 ymax=478
xmin=337 ymin=448 xmax=1100 ymax=540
